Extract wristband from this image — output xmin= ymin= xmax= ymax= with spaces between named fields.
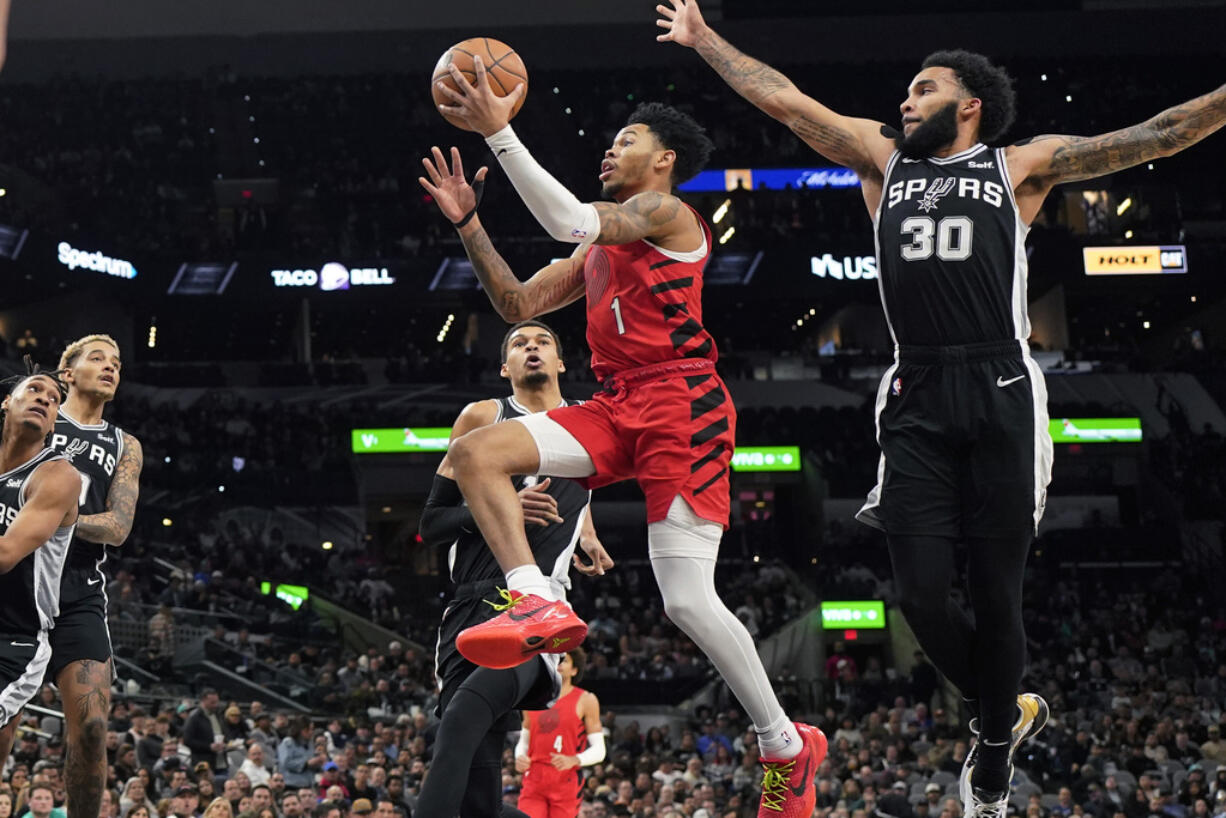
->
xmin=453 ymin=177 xmax=486 ymax=229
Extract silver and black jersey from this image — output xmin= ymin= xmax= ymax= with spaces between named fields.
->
xmin=446 ymin=396 xmax=591 ymax=592
xmin=875 ymin=144 xmax=1029 ymax=347
xmin=50 ymin=411 xmax=124 ymax=606
xmin=0 ymin=448 xmax=74 ymax=636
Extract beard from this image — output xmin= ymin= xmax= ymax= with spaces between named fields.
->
xmin=600 ymin=179 xmax=623 ymax=199
xmin=519 ymin=369 xmax=551 ymax=387
xmin=895 ymin=101 xmax=960 ymax=159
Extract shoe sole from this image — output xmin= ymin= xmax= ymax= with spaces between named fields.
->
xmin=457 ymin=622 xmax=589 ymax=670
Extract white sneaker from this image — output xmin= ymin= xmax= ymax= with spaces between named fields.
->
xmin=963 ymin=782 xmax=1011 ymax=818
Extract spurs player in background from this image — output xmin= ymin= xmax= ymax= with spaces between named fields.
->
xmin=415 ymin=321 xmax=611 ymax=818
xmin=0 ymin=364 xmax=81 ymax=767
xmin=47 ymin=335 xmax=142 ymax=818
xmin=657 ymin=1 xmax=1226 ymax=815
xmin=422 ymin=56 xmax=827 ymax=818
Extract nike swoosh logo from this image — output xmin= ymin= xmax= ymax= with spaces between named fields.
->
xmin=790 ymin=753 xmax=813 ymax=796
xmin=996 ymin=375 xmax=1026 ymax=388
xmin=86 ymin=578 xmax=102 ymax=586
xmin=496 ymin=148 xmax=508 ymax=157
xmin=507 ymin=605 xmax=549 ymax=622
xmin=10 ymin=641 xmax=35 ymax=647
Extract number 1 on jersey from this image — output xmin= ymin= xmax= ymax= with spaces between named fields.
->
xmin=610 ymin=296 xmax=626 ymax=335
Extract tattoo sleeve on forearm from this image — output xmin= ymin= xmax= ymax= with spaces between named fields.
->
xmin=459 ymin=226 xmax=529 ymax=321
xmin=1042 ymin=84 xmax=1226 ymax=182
xmin=460 ymin=226 xmax=585 ymax=320
xmin=694 ymin=29 xmax=793 ymax=107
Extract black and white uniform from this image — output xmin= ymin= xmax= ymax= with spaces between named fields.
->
xmin=0 ymin=448 xmax=74 ymax=725
xmin=856 ymin=145 xmax=1053 ymax=538
xmin=433 ymin=396 xmax=591 ymax=727
xmin=47 ymin=411 xmax=123 ymax=677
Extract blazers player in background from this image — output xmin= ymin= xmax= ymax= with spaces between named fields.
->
xmin=658 ymin=1 xmax=1226 ymax=815
xmin=0 ymin=364 xmax=80 ymax=757
xmin=46 ymin=334 xmax=142 ymax=818
xmin=422 ymin=63 xmax=827 ymax=818
xmin=515 ymin=648 xmax=604 ymax=818
xmin=415 ymin=321 xmax=612 ymax=818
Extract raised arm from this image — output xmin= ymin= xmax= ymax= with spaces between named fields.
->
xmin=75 ymin=431 xmax=142 ymax=546
xmin=1009 ymin=83 xmax=1226 ymax=211
xmin=656 ymin=0 xmax=893 ymax=178
xmin=419 ymin=146 xmax=587 ymax=322
xmin=0 ymin=459 xmax=80 ymax=573
xmin=433 ymin=59 xmax=701 ymax=251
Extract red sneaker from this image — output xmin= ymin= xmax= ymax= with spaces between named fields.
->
xmin=758 ymin=723 xmax=828 ymax=816
xmin=456 ymin=591 xmax=588 ymax=670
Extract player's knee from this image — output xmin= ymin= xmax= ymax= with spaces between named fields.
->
xmin=78 ymin=716 xmax=107 ymax=756
xmin=448 ymin=433 xmax=485 ymax=476
xmin=659 ymin=589 xmax=705 ymax=632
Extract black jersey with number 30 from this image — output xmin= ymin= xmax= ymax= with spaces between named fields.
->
xmin=875 ymin=144 xmax=1028 ymax=346
xmin=50 ymin=411 xmax=124 ymax=607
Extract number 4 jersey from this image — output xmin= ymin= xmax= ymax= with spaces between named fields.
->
xmin=50 ymin=411 xmax=124 ymax=612
xmin=875 ymin=144 xmax=1029 ymax=346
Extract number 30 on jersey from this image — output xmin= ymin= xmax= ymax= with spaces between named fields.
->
xmin=900 ymin=216 xmax=974 ymax=262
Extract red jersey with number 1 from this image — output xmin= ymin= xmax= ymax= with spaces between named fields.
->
xmin=582 ymin=205 xmax=716 ymax=382
xmin=523 ymin=687 xmax=588 ymax=795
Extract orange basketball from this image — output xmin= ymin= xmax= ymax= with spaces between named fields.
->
xmin=431 ymin=37 xmax=529 ymax=132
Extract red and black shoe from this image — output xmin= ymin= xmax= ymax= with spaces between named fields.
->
xmin=758 ymin=722 xmax=828 ymax=816
xmin=456 ymin=589 xmax=588 ymax=670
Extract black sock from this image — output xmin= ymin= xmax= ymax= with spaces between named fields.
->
xmin=971 ymin=740 xmax=1011 ymax=794
xmin=964 ymin=697 xmax=981 ymax=725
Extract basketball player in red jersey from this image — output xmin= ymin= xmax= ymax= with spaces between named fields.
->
xmin=514 ymin=649 xmax=603 ymax=818
xmin=419 ymin=56 xmax=827 ymax=818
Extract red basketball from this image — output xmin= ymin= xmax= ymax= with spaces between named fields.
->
xmin=431 ymin=37 xmax=528 ymax=132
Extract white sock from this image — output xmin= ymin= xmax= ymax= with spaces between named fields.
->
xmin=505 ymin=564 xmax=555 ymax=601
xmin=757 ymin=714 xmax=803 ymax=760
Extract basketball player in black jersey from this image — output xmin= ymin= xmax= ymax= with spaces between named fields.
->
xmin=660 ymin=2 xmax=1226 ymax=815
xmin=44 ymin=335 xmax=142 ymax=818
xmin=415 ymin=320 xmax=613 ymax=818
xmin=0 ymin=366 xmax=80 ymax=757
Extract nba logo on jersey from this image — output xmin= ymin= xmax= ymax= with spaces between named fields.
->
xmin=891 ymin=377 xmax=903 ymax=396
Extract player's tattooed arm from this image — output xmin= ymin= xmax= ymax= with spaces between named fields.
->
xmin=1016 ymin=83 xmax=1226 ymax=186
xmin=458 ymin=224 xmax=587 ymax=321
xmin=657 ymin=0 xmax=889 ymax=176
xmin=76 ymin=432 xmax=142 ymax=547
xmin=592 ymin=192 xmax=685 ymax=246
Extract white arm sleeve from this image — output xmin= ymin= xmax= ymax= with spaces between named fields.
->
xmin=575 ymin=732 xmax=606 ymax=767
xmin=485 ymin=125 xmax=602 ymax=244
xmin=515 ymin=727 xmax=530 ymax=759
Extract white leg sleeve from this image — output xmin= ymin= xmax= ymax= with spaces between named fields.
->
xmin=648 ymin=496 xmax=788 ymax=731
xmin=511 ymin=413 xmax=596 ymax=479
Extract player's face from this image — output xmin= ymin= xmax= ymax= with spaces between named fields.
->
xmin=898 ymin=67 xmax=970 ymax=155
xmin=67 ymin=341 xmax=122 ymax=400
xmin=559 ymin=653 xmax=575 ymax=681
xmin=2 ymin=376 xmax=61 ymax=437
xmin=600 ymin=125 xmax=670 ymax=200
xmin=500 ymin=327 xmax=563 ymax=387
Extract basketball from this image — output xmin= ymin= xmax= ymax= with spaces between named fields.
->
xmin=431 ymin=37 xmax=529 ymax=132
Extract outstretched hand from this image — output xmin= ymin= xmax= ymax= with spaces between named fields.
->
xmin=656 ymin=0 xmax=708 ymax=47
xmin=435 ymin=54 xmax=525 ymax=137
xmin=418 ymin=146 xmax=487 ymax=225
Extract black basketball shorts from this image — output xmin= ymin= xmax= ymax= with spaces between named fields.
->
xmin=856 ymin=340 xmax=1053 ymax=539
xmin=49 ymin=594 xmax=113 ymax=679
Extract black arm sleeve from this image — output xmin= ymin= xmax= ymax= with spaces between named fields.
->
xmin=419 ymin=474 xmax=477 ymax=549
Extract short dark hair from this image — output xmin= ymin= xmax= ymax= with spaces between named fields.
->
xmin=626 ymin=102 xmax=714 ymax=186
xmin=500 ymin=320 xmax=562 ymax=364
xmin=920 ymin=50 xmax=1016 ymax=143
xmin=566 ymin=646 xmax=587 ymax=684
